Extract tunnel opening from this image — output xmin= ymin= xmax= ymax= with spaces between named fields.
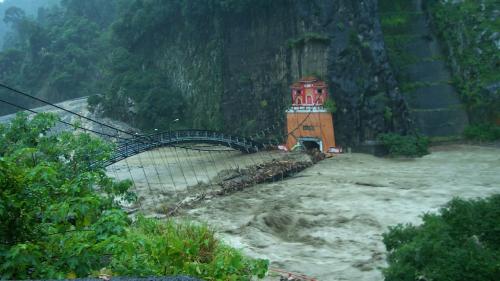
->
xmin=299 ymin=137 xmax=322 ymax=153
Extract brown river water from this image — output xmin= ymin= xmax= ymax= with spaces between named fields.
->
xmin=108 ymin=144 xmax=500 ymax=281
xmin=4 ymin=99 xmax=498 ymax=280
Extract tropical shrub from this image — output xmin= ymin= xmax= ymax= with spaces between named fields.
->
xmin=463 ymin=123 xmax=500 ymax=142
xmin=377 ymin=133 xmax=429 ymax=157
xmin=383 ymin=195 xmax=500 ymax=281
xmin=0 ymin=113 xmax=268 ymax=280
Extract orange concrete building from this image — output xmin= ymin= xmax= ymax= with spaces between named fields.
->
xmin=286 ymin=77 xmax=336 ymax=152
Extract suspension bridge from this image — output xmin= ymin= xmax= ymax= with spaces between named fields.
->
xmin=103 ymin=130 xmax=263 ymax=167
xmin=0 ymin=83 xmax=322 ymax=212
xmin=0 ymin=83 xmax=324 ymax=281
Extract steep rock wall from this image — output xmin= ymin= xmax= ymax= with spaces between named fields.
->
xmin=426 ymin=0 xmax=499 ymax=125
xmin=216 ymin=0 xmax=411 ymax=146
xmin=379 ymin=0 xmax=469 ymax=138
xmin=116 ymin=0 xmax=411 ymax=146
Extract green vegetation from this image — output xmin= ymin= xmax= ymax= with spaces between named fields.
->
xmin=379 ymin=0 xmax=421 ymax=86
xmin=0 ymin=0 xmax=118 ymax=115
xmin=0 ymin=1 xmax=203 ymax=130
xmin=383 ymin=195 xmax=500 ymax=281
xmin=323 ymin=99 xmax=337 ymax=114
xmin=1 ymin=0 xmax=289 ymax=132
xmin=426 ymin=0 xmax=500 ymax=125
xmin=0 ymin=113 xmax=268 ymax=280
xmin=383 ymin=106 xmax=393 ymax=122
xmin=377 ymin=133 xmax=429 ymax=157
xmin=463 ymin=123 xmax=500 ymax=142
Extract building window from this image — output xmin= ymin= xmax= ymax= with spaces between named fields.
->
xmin=296 ymin=90 xmax=301 ymax=95
xmin=306 ymin=95 xmax=313 ymax=104
xmin=317 ymin=89 xmax=323 ymax=94
xmin=303 ymin=125 xmax=315 ymax=131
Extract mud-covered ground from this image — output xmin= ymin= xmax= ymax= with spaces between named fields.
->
xmin=177 ymin=145 xmax=499 ymax=281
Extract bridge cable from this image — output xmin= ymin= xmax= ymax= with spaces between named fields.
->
xmin=146 ymin=148 xmax=171 ymax=201
xmin=0 ymin=83 xmax=140 ymax=138
xmin=0 ymin=97 xmax=131 ymax=141
xmin=196 ymin=149 xmax=216 ymax=194
xmin=157 ymin=147 xmax=180 ymax=199
xmin=201 ymin=150 xmax=218 ymax=189
xmin=226 ymin=149 xmax=241 ymax=172
xmin=123 ymin=157 xmax=144 ymax=211
xmin=182 ymin=147 xmax=201 ymax=186
xmin=207 ymin=150 xmax=221 ymax=179
xmin=171 ymin=145 xmax=190 ymax=191
xmin=194 ymin=149 xmax=211 ymax=184
xmin=136 ymin=151 xmax=160 ymax=209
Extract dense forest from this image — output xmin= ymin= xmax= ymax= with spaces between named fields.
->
xmin=0 ymin=0 xmax=59 ymax=48
xmin=0 ymin=0 xmax=498 ymax=142
xmin=0 ymin=0 xmax=119 ymax=115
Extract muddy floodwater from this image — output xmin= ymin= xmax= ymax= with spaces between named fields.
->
xmin=107 ymin=147 xmax=295 ymax=213
xmin=109 ymin=145 xmax=500 ymax=281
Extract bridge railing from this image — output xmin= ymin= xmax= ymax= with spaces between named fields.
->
xmin=116 ymin=130 xmax=260 ymax=148
xmin=99 ymin=130 xmax=264 ymax=167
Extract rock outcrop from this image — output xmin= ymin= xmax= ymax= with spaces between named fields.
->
xmin=154 ymin=0 xmax=411 ymax=147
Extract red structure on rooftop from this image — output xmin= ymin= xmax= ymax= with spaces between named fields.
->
xmin=290 ymin=76 xmax=328 ymax=106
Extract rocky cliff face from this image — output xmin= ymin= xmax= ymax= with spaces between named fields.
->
xmin=426 ymin=0 xmax=500 ymax=125
xmin=156 ymin=0 xmax=412 ymax=146
xmin=379 ymin=0 xmax=470 ymax=138
xmin=220 ymin=0 xmax=412 ymax=146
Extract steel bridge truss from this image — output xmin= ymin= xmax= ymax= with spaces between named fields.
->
xmin=100 ymin=130 xmax=263 ymax=167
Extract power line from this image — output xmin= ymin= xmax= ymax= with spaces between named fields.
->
xmin=0 ymin=83 xmax=138 ymax=138
xmin=0 ymin=97 xmax=131 ymax=141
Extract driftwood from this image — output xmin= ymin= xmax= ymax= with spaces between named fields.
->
xmin=164 ymin=157 xmax=313 ymax=216
xmin=218 ymin=159 xmax=312 ymax=194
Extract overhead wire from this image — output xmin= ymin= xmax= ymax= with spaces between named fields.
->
xmin=0 ymin=83 xmax=138 ymax=138
xmin=157 ymin=147 xmax=180 ymax=199
xmin=0 ymin=97 xmax=131 ymax=141
xmin=172 ymin=145 xmax=190 ymax=191
xmin=1 ymin=81 xmax=326 ymax=209
xmin=136 ymin=151 xmax=160 ymax=208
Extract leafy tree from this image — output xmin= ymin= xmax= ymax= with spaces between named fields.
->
xmin=3 ymin=6 xmax=26 ymax=25
xmin=0 ymin=113 xmax=268 ymax=280
xmin=377 ymin=133 xmax=429 ymax=157
xmin=383 ymin=195 xmax=500 ymax=281
xmin=60 ymin=0 xmax=120 ymax=28
xmin=0 ymin=1 xmax=113 ymax=114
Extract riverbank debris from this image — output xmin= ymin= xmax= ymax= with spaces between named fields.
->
xmin=160 ymin=154 xmax=314 ymax=216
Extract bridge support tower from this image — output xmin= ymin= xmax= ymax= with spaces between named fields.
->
xmin=286 ymin=77 xmax=336 ymax=152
